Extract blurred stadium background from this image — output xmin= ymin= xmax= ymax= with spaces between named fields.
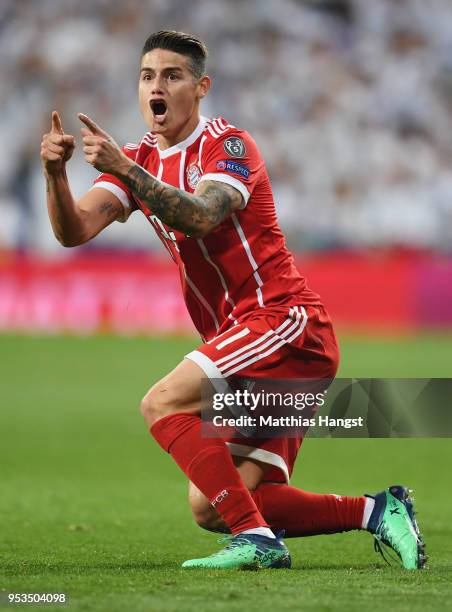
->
xmin=1 ymin=0 xmax=452 ymax=335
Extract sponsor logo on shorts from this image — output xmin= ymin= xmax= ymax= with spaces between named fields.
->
xmin=216 ymin=160 xmax=250 ymax=179
xmin=186 ymin=164 xmax=202 ymax=189
xmin=211 ymin=489 xmax=229 ymax=507
xmin=223 ymin=136 xmax=246 ymax=158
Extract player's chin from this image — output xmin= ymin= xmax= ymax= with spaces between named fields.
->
xmin=143 ymin=111 xmax=163 ymax=132
xmin=150 ymin=111 xmax=170 ymax=130
xmin=149 ymin=120 xmax=168 ymax=134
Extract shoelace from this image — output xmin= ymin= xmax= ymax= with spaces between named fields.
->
xmin=372 ymin=519 xmax=404 ymax=567
xmin=373 ymin=536 xmax=403 ymax=567
xmin=207 ymin=534 xmax=253 ymax=557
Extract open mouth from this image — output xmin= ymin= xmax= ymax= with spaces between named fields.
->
xmin=150 ymin=99 xmax=167 ymax=117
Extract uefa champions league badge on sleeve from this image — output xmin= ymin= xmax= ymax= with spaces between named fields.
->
xmin=223 ymin=136 xmax=246 ymax=158
xmin=216 ymin=160 xmax=250 ymax=179
xmin=186 ymin=164 xmax=202 ymax=189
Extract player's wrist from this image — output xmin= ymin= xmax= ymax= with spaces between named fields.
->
xmin=44 ymin=163 xmax=67 ymax=180
xmin=111 ymin=156 xmax=134 ymax=181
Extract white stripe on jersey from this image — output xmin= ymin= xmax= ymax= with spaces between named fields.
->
xmin=149 ymin=217 xmax=177 ymax=262
xmin=179 ymin=150 xmax=187 ymax=189
xmin=216 ymin=117 xmax=234 ymax=130
xmin=197 ymin=238 xmax=237 ymax=321
xmin=207 ymin=119 xmax=222 ymax=137
xmin=198 ymin=135 xmax=208 ymax=172
xmin=205 ymin=117 xmax=236 ymax=138
xmin=231 ymin=213 xmax=265 ymax=307
xmin=205 ymin=122 xmax=220 ymax=139
xmin=211 ymin=119 xmax=228 ymax=136
xmin=185 ymin=272 xmax=220 ymax=332
xmin=142 ymin=136 xmax=157 ymax=148
xmin=221 ymin=307 xmax=308 ymax=377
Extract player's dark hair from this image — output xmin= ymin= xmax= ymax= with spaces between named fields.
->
xmin=141 ymin=30 xmax=208 ymax=79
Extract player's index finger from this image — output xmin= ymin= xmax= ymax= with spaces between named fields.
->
xmin=78 ymin=113 xmax=106 ymax=136
xmin=51 ymin=111 xmax=64 ymax=134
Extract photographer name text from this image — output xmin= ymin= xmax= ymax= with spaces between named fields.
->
xmin=211 ymin=414 xmax=364 ymax=429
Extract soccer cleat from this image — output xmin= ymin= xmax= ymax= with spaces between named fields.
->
xmin=366 ymin=485 xmax=427 ymax=570
xmin=181 ymin=531 xmax=291 ymax=570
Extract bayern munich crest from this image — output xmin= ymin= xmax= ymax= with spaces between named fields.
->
xmin=186 ymin=164 xmax=202 ymax=189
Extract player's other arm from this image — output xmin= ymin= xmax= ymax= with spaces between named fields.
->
xmin=41 ymin=112 xmax=124 ymax=247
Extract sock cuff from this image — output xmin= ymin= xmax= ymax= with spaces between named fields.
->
xmin=361 ymin=495 xmax=375 ymax=530
xmin=150 ymin=412 xmax=199 ymax=453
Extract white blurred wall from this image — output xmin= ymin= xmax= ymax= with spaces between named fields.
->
xmin=1 ymin=0 xmax=452 ymax=253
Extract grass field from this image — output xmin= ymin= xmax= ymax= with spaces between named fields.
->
xmin=1 ymin=333 xmax=452 ymax=611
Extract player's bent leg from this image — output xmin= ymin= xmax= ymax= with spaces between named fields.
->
xmin=189 ymin=478 xmax=427 ymax=570
xmin=191 ymin=479 xmax=366 ymax=536
xmin=141 ymin=358 xmax=285 ymax=569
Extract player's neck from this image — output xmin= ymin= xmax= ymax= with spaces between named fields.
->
xmin=156 ymin=113 xmax=201 ymax=151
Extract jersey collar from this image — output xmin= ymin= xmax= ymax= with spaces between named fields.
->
xmin=154 ymin=116 xmax=207 ymax=159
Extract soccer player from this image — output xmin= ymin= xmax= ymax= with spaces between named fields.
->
xmin=40 ymin=31 xmax=425 ymax=570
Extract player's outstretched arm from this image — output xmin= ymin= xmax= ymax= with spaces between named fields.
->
xmin=41 ymin=112 xmax=124 ymax=247
xmin=78 ymin=114 xmax=243 ymax=238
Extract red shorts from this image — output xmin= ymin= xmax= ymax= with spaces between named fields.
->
xmin=186 ymin=304 xmax=339 ymax=483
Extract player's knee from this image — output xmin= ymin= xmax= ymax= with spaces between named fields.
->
xmin=192 ymin=504 xmax=221 ymax=532
xmin=140 ymin=381 xmax=180 ymax=426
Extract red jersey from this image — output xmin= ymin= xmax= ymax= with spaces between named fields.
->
xmin=93 ymin=116 xmax=321 ymax=341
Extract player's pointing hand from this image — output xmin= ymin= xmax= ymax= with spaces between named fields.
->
xmin=78 ymin=113 xmax=131 ymax=175
xmin=78 ymin=113 xmax=110 ymax=139
xmin=40 ymin=111 xmax=75 ymax=174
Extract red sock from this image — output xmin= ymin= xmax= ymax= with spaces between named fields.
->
xmin=151 ymin=413 xmax=268 ymax=535
xmin=251 ymin=483 xmax=365 ymax=537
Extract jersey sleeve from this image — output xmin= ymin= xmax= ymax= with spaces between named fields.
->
xmin=198 ymin=128 xmax=264 ymax=208
xmin=91 ymin=145 xmax=139 ymax=222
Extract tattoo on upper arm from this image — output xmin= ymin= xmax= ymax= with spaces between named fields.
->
xmin=98 ymin=201 xmax=122 ymax=218
xmin=122 ymin=165 xmax=242 ymax=236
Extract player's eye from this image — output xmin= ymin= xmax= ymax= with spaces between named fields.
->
xmin=168 ymin=73 xmax=179 ymax=81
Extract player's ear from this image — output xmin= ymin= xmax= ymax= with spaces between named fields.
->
xmin=198 ymin=75 xmax=211 ymax=99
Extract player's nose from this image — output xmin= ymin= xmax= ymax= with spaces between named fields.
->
xmin=151 ymin=75 xmax=165 ymax=93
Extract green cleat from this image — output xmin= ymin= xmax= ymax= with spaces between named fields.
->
xmin=181 ymin=532 xmax=291 ymax=570
xmin=366 ymin=485 xmax=427 ymax=570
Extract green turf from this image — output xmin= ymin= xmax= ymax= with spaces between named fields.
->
xmin=1 ymin=333 xmax=451 ymax=611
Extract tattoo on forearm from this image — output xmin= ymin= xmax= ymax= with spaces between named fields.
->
xmin=122 ymin=165 xmax=241 ymax=236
